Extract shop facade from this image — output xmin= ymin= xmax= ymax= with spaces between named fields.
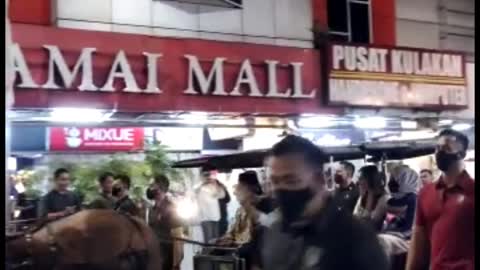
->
xmin=10 ymin=21 xmax=474 ymax=167
xmin=7 ymin=2 xmax=474 ymax=267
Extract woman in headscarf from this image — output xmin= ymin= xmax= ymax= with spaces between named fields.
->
xmin=378 ymin=165 xmax=419 ymax=269
xmin=385 ymin=165 xmax=419 ymax=239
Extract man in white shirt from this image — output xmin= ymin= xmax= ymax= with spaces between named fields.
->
xmin=195 ymin=169 xmax=230 ymax=243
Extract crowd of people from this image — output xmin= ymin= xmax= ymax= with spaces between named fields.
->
xmin=14 ymin=128 xmax=474 ymax=270
xmin=198 ymin=128 xmax=474 ymax=270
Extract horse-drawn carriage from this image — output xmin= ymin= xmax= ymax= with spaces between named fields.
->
xmin=172 ymin=138 xmax=437 ymax=270
xmin=6 ymin=138 xmax=435 ymax=270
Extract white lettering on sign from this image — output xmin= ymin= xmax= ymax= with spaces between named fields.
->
xmin=230 ymin=59 xmax=262 ymax=97
xmin=11 ymin=44 xmax=38 ymax=88
xmin=42 ymin=45 xmax=97 ymax=91
xmin=332 ymin=45 xmax=388 ymax=73
xmin=100 ymin=50 xmax=140 ymax=92
xmin=184 ymin=55 xmax=228 ymax=96
xmin=12 ymin=45 xmax=316 ymax=100
xmin=329 ymin=44 xmax=467 ymax=108
xmin=265 ymin=60 xmax=291 ymax=98
xmin=331 ymin=44 xmax=463 ymax=77
xmin=391 ymin=50 xmax=463 ymax=77
xmin=83 ymin=128 xmax=135 ymax=141
xmin=329 ymin=79 xmax=467 ymax=107
xmin=143 ymin=52 xmax=162 ymax=93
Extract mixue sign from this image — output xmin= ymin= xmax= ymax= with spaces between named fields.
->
xmin=327 ymin=43 xmax=468 ymax=110
xmin=49 ymin=127 xmax=144 ymax=152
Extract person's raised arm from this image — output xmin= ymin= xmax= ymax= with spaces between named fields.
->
xmin=370 ymin=194 xmax=389 ymax=225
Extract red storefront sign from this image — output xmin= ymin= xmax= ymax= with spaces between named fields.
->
xmin=49 ymin=127 xmax=144 ymax=152
xmin=327 ymin=43 xmax=467 ymax=110
xmin=11 ymin=24 xmax=336 ymax=115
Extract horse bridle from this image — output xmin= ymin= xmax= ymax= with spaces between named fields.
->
xmin=7 ymin=222 xmax=59 ymax=270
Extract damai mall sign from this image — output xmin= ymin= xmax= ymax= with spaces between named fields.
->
xmin=11 ymin=24 xmax=329 ymax=115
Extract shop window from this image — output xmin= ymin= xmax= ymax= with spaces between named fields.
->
xmin=154 ymin=0 xmax=242 ymax=8
xmin=327 ymin=0 xmax=371 ymax=43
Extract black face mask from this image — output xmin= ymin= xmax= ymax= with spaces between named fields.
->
xmin=334 ymin=174 xmax=344 ymax=184
xmin=275 ymin=188 xmax=314 ymax=226
xmin=388 ymin=178 xmax=400 ymax=194
xmin=112 ymin=186 xmax=123 ymax=197
xmin=435 ymin=151 xmax=462 ymax=172
xmin=255 ymin=197 xmax=277 ymax=214
xmin=146 ymin=188 xmax=158 ymax=200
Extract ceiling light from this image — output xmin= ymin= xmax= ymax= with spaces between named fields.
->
xmin=452 ymin=123 xmax=472 ymax=131
xmin=313 ymin=134 xmax=351 ymax=146
xmin=298 ymin=116 xmax=336 ymax=128
xmin=353 ymin=117 xmax=387 ymax=129
xmin=7 ymin=157 xmax=16 ymax=171
xmin=50 ymin=108 xmax=108 ymax=123
xmin=178 ymin=112 xmax=208 ymax=125
xmin=439 ymin=119 xmax=453 ymax=126
xmin=401 ymin=120 xmax=418 ymax=130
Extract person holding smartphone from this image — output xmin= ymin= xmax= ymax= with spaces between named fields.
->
xmin=38 ymin=168 xmax=82 ymax=221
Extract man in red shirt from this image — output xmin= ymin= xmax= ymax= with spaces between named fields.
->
xmin=406 ymin=129 xmax=475 ymax=270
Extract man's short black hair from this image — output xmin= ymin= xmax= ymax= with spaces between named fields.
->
xmin=438 ymin=129 xmax=469 ymax=151
xmin=98 ymin=172 xmax=114 ymax=184
xmin=270 ymin=135 xmax=326 ymax=168
xmin=54 ymin=168 xmax=69 ymax=179
xmin=420 ymin=169 xmax=433 ymax=176
xmin=339 ymin=161 xmax=355 ymax=177
xmin=153 ymin=174 xmax=170 ymax=192
xmin=238 ymin=171 xmax=263 ymax=195
xmin=116 ymin=174 xmax=131 ymax=190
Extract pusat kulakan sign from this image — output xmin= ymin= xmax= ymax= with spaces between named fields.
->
xmin=327 ymin=43 xmax=467 ymax=109
xmin=49 ymin=127 xmax=144 ymax=152
xmin=12 ymin=44 xmax=315 ymax=99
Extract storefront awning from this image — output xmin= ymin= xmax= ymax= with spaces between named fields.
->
xmin=173 ymin=139 xmax=436 ymax=169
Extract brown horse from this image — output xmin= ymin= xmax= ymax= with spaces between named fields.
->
xmin=6 ymin=209 xmax=163 ymax=270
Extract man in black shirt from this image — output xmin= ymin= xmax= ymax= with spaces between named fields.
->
xmin=38 ymin=168 xmax=82 ymax=221
xmin=89 ymin=172 xmax=115 ymax=209
xmin=113 ymin=174 xmax=140 ymax=217
xmin=261 ymin=136 xmax=388 ymax=270
xmin=332 ymin=161 xmax=360 ymax=213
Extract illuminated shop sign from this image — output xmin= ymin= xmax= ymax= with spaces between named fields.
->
xmin=327 ymin=43 xmax=468 ymax=109
xmin=144 ymin=127 xmax=203 ymax=151
xmin=12 ymin=44 xmax=315 ymax=99
xmin=49 ymin=127 xmax=144 ymax=152
xmin=12 ymin=25 xmax=327 ymax=114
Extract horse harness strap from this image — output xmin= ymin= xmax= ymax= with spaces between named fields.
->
xmin=20 ymin=222 xmax=60 ymax=269
xmin=118 ymin=213 xmax=150 ymax=270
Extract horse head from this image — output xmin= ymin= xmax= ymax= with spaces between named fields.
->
xmin=5 ymin=223 xmax=56 ymax=270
